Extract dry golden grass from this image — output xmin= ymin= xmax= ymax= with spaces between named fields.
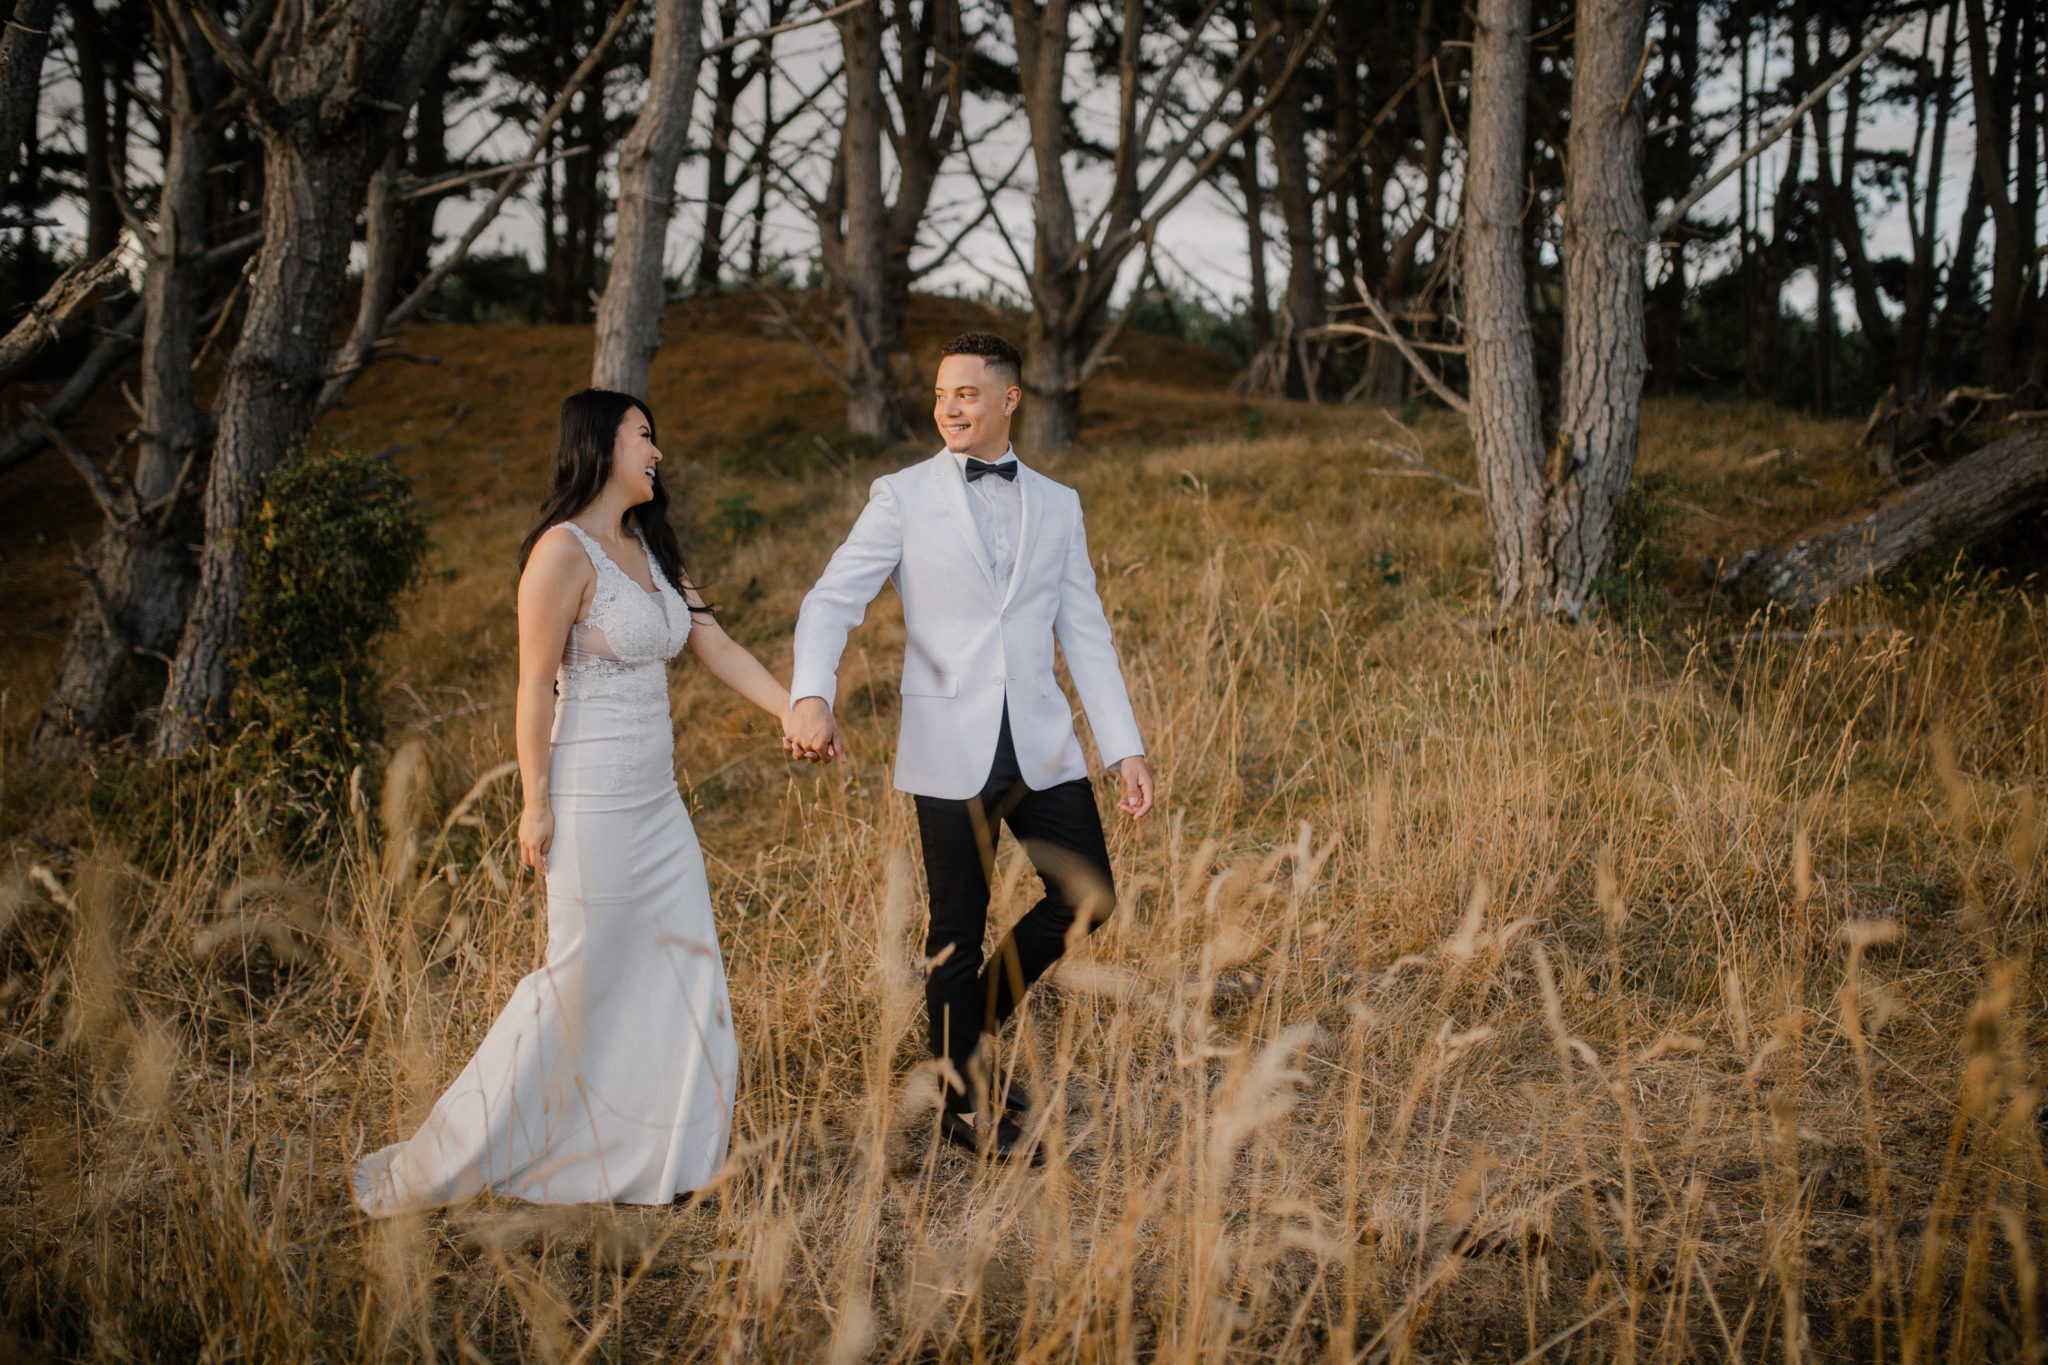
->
xmin=1 ymin=305 xmax=2045 ymax=1361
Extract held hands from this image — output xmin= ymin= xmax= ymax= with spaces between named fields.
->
xmin=1115 ymin=754 xmax=1157 ymax=820
xmin=783 ymin=695 xmax=844 ymax=764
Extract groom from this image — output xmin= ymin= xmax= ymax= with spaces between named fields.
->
xmin=786 ymin=331 xmax=1154 ymax=1160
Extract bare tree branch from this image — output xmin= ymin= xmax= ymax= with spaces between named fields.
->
xmin=1111 ymin=0 xmax=1335 ymax=262
xmin=0 ymin=235 xmax=133 ymax=387
xmin=395 ymin=146 xmax=589 ymax=202
xmin=1365 ymin=438 xmax=1480 ymax=497
xmin=1651 ymin=12 xmax=1910 ymax=239
xmin=703 ymin=0 xmax=870 ymax=56
xmin=0 ymin=299 xmax=145 ymax=476
xmin=375 ymin=0 xmax=644 ymax=337
xmin=1074 ymin=234 xmax=1157 ymax=390
xmin=179 ymin=0 xmax=286 ymax=129
xmin=1350 ymin=273 xmax=1469 ymax=414
xmin=26 ymin=404 xmax=129 ymax=526
xmin=753 ymin=288 xmax=852 ymax=393
xmin=909 ymin=140 xmax=1027 ymax=280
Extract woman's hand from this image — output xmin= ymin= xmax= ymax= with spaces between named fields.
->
xmin=519 ymin=804 xmax=554 ymax=874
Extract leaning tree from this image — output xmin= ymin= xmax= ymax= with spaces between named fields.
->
xmin=155 ymin=0 xmax=464 ymax=756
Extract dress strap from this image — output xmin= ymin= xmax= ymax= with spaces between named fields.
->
xmin=556 ymin=521 xmax=619 ymax=579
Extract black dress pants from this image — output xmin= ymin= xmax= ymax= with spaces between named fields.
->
xmin=913 ymin=707 xmax=1115 ymax=1114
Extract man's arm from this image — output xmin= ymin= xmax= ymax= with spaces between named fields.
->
xmin=1052 ymin=498 xmax=1152 ymax=816
xmin=787 ymin=478 xmax=905 ymax=754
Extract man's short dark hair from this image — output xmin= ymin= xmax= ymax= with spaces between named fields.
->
xmin=939 ymin=331 xmax=1022 ymax=389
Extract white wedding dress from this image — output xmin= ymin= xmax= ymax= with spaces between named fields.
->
xmin=354 ymin=522 xmax=736 ymax=1215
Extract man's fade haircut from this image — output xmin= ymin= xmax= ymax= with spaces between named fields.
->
xmin=939 ymin=331 xmax=1022 ymax=390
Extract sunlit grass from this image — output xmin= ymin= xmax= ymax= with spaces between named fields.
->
xmin=2 ymin=377 xmax=2044 ymax=1359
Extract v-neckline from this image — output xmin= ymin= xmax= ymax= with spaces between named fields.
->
xmin=577 ymin=522 xmax=660 ymax=594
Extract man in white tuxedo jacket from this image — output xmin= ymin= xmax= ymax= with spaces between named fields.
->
xmin=787 ymin=332 xmax=1155 ymax=1160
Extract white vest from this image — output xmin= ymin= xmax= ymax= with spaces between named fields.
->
xmin=791 ymin=451 xmax=1145 ymax=800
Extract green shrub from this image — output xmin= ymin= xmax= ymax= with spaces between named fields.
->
xmin=229 ymin=444 xmax=429 ymax=818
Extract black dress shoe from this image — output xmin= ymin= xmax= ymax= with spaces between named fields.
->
xmin=938 ymin=1111 xmax=1042 ymax=1164
xmin=996 ymin=1077 xmax=1031 ymax=1117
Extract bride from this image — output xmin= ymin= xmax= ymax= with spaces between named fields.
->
xmin=355 ymin=388 xmax=799 ymax=1214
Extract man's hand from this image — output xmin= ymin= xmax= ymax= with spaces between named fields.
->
xmin=1114 ymin=754 xmax=1156 ymax=819
xmin=784 ymin=695 xmax=844 ymax=763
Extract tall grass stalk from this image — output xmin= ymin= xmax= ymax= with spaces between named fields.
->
xmin=3 ymin=427 xmax=2045 ymax=1360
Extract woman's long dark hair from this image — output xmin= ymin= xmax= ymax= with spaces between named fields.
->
xmin=518 ymin=389 xmax=701 ymax=606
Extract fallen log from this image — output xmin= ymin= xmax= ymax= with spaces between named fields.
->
xmin=1720 ymin=428 xmax=2048 ymax=609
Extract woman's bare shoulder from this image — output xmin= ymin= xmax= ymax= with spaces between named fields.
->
xmin=521 ymin=525 xmax=595 ymax=589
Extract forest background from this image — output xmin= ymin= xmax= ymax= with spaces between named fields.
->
xmin=1 ymin=0 xmax=2047 ymax=1359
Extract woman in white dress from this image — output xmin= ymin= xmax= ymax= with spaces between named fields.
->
xmin=354 ymin=388 xmax=796 ymax=1214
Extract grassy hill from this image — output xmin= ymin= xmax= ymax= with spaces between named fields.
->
xmin=1 ymin=297 xmax=2044 ymax=1361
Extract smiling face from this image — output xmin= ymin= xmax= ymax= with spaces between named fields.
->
xmin=606 ymin=404 xmax=662 ymax=507
xmin=933 ymin=354 xmax=1020 ymax=460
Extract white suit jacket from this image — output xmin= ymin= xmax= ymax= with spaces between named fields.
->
xmin=791 ymin=450 xmax=1145 ymax=799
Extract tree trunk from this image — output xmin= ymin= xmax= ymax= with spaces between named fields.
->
xmin=1252 ymin=0 xmax=1322 ymax=397
xmin=1895 ymin=0 xmax=1958 ymax=400
xmin=157 ymin=0 xmax=452 ymax=756
xmin=1812 ymin=46 xmax=1896 ymax=384
xmin=695 ymin=0 xmax=744 ymax=293
xmin=1931 ymin=165 xmax=1984 ymax=394
xmin=592 ymin=0 xmax=705 ymax=397
xmin=1013 ymin=0 xmax=1087 ymax=453
xmin=1363 ymin=0 xmax=1448 ymax=407
xmin=1756 ymin=76 xmax=1806 ymax=400
xmin=1722 ymin=429 xmax=2048 ymax=609
xmin=1964 ymin=0 xmax=2023 ymax=395
xmin=827 ymin=0 xmax=898 ymax=439
xmin=1541 ymin=0 xmax=1648 ymax=621
xmin=0 ymin=0 xmax=56 ymax=186
xmin=36 ymin=7 xmax=223 ymax=752
xmin=1231 ymin=3 xmax=1272 ymax=345
xmin=1643 ymin=0 xmax=1694 ymax=393
xmin=69 ymin=0 xmax=122 ymax=262
xmin=1463 ymin=0 xmax=1548 ymax=610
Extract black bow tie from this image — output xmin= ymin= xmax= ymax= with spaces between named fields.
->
xmin=965 ymin=457 xmax=1017 ymax=483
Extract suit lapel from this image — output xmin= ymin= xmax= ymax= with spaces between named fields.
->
xmin=1001 ymin=465 xmax=1040 ymax=610
xmin=929 ymin=451 xmax=999 ymax=597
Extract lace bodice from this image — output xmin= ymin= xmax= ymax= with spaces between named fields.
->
xmin=555 ymin=521 xmax=691 ymax=704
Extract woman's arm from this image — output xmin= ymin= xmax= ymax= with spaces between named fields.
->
xmin=682 ymin=592 xmax=791 ymax=720
xmin=515 ymin=530 xmax=593 ymax=873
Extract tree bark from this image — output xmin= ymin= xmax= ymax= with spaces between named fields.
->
xmin=156 ymin=0 xmax=455 ymax=756
xmin=1963 ymin=0 xmax=2024 ymax=396
xmin=1542 ymin=0 xmax=1648 ymax=620
xmin=1010 ymin=0 xmax=1322 ymax=449
xmin=1811 ymin=31 xmax=1896 ymax=386
xmin=1722 ymin=429 xmax=2048 ymax=609
xmin=694 ymin=0 xmax=746 ymax=293
xmin=592 ymin=0 xmax=705 ymax=397
xmin=0 ymin=0 xmax=56 ymax=186
xmin=809 ymin=0 xmax=962 ymax=438
xmin=1252 ymin=0 xmax=1322 ymax=397
xmin=68 ymin=0 xmax=124 ymax=262
xmin=1463 ymin=0 xmax=1547 ymax=610
xmin=0 ymin=241 xmax=130 ymax=387
xmin=35 ymin=2 xmax=224 ymax=752
xmin=822 ymin=0 xmax=897 ymax=438
xmin=1012 ymin=0 xmax=1088 ymax=452
xmin=1895 ymin=0 xmax=1957 ymax=400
